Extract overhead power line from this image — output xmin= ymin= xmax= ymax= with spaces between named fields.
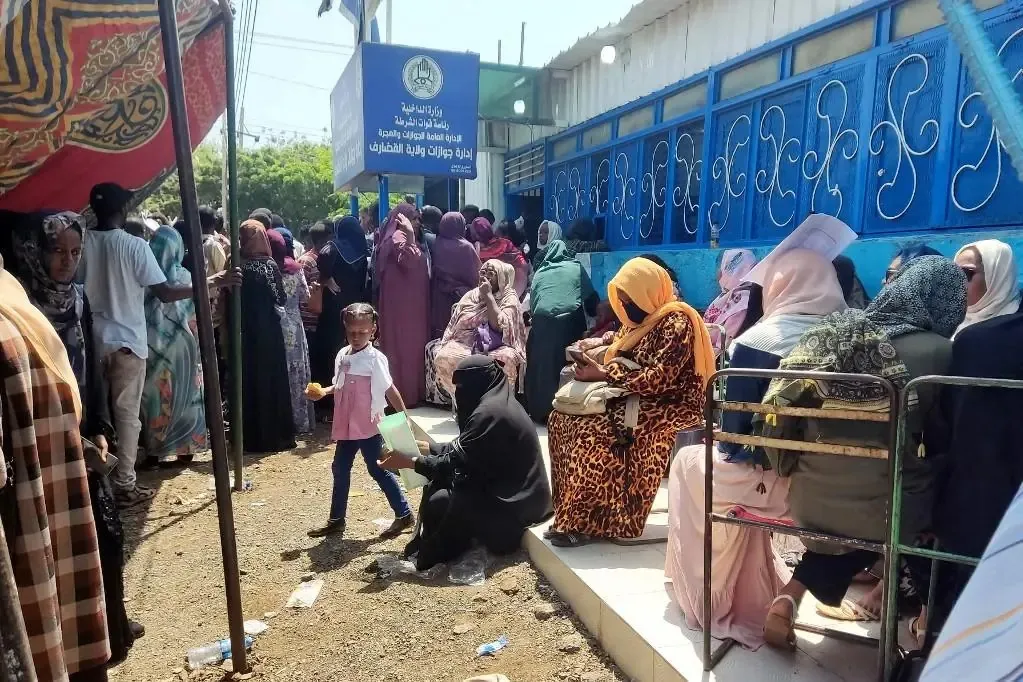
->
xmin=251 ymin=39 xmax=353 ymax=57
xmin=249 ymin=71 xmax=332 ymax=92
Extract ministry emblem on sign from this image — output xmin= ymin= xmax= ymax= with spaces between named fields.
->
xmin=402 ymin=56 xmax=444 ymax=99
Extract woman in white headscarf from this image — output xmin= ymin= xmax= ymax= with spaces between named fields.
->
xmin=534 ymin=220 xmax=563 ymax=262
xmin=954 ymin=239 xmax=1021 ymax=335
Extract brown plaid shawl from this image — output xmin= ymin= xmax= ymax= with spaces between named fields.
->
xmin=0 ymin=313 xmax=109 ymax=680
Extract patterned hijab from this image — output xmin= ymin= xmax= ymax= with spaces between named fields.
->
xmin=12 ymin=212 xmax=88 ymax=389
xmin=764 ymin=256 xmax=966 ymax=413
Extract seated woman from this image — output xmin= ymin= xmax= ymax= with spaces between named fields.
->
xmin=547 ymin=258 xmax=714 ymax=547
xmin=954 ymin=238 xmax=1020 ymax=335
xmin=832 ymin=254 xmax=870 ymax=309
xmin=525 ymin=239 xmax=598 ymax=423
xmin=703 ymin=248 xmax=758 ymax=354
xmin=759 ymin=256 xmax=967 ymax=650
xmin=379 ymin=356 xmax=553 ymax=570
xmin=883 ymin=243 xmax=942 ymax=286
xmin=665 ymin=248 xmax=846 ymax=649
xmin=926 ymin=304 xmax=1023 ymax=651
xmin=471 ymin=217 xmax=530 ymax=299
xmin=12 ymin=212 xmax=141 ymax=664
xmin=432 ymin=260 xmax=526 ymax=402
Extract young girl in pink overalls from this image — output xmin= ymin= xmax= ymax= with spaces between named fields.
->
xmin=305 ymin=303 xmax=413 ymax=538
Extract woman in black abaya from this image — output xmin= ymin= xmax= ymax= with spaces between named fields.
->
xmin=379 ymin=356 xmax=553 ymax=570
xmin=236 ymin=220 xmax=296 ymax=453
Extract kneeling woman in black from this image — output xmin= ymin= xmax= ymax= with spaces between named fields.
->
xmin=379 ymin=356 xmax=553 ymax=570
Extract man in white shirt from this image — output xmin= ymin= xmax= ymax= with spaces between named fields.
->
xmin=82 ymin=183 xmax=237 ymax=507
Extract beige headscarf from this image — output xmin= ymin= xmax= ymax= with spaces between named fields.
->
xmin=762 ymin=248 xmax=849 ymax=319
xmin=0 ymin=258 xmax=82 ymax=420
xmin=956 ymin=239 xmax=1021 ymax=334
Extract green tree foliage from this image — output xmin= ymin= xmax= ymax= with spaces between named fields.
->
xmin=140 ymin=142 xmax=402 ymax=235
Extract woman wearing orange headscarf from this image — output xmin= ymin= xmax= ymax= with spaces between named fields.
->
xmin=546 ymin=258 xmax=713 ymax=547
xmin=237 ymin=219 xmax=296 ymax=453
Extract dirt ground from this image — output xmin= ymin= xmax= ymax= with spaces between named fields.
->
xmin=109 ymin=427 xmax=624 ymax=682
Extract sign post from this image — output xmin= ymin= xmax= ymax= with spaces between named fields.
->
xmin=330 ymin=43 xmax=481 ymax=195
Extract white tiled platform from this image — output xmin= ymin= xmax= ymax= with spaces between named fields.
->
xmin=410 ymin=408 xmax=878 ymax=682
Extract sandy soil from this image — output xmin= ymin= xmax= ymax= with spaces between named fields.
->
xmin=109 ymin=427 xmax=624 ymax=682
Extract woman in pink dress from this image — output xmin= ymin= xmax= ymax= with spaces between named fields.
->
xmin=664 ymin=248 xmax=847 ymax=649
xmin=375 ymin=204 xmax=430 ymax=407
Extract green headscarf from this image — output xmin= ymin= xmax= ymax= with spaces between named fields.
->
xmin=529 ymin=240 xmax=593 ymax=317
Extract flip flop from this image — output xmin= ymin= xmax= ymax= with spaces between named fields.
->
xmin=548 ymin=531 xmax=595 ymax=548
xmin=764 ymin=594 xmax=797 ymax=651
xmin=815 ymin=598 xmax=881 ymax=622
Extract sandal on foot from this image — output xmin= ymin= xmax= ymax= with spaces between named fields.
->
xmin=115 ymin=485 xmax=156 ymax=509
xmin=816 ymin=598 xmax=880 ymax=622
xmin=764 ymin=594 xmax=798 ymax=651
xmin=548 ymin=531 xmax=595 ymax=548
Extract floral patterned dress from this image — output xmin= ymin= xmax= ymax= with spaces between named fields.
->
xmin=280 ymin=270 xmax=314 ymax=434
xmin=548 ymin=311 xmax=705 ymax=539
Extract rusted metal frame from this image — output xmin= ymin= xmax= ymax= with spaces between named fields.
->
xmin=710 ymin=513 xmax=885 ymax=554
xmin=882 ymin=374 xmax=1023 ymax=679
xmin=702 ymin=367 xmax=898 ymax=680
xmin=713 ymin=431 xmax=888 ymax=459
xmin=718 ymin=401 xmax=890 ymax=422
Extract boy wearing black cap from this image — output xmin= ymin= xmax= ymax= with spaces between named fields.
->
xmin=81 ymin=183 xmax=238 ymax=507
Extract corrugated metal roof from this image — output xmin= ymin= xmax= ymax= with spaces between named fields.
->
xmin=544 ymin=0 xmax=691 ymax=71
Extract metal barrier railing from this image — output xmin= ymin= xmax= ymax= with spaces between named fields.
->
xmin=702 ymin=368 xmax=898 ymax=682
xmin=881 ymin=374 xmax=1023 ymax=679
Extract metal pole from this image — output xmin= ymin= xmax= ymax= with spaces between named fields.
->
xmin=385 ymin=0 xmax=392 ymax=44
xmin=497 ymin=39 xmax=502 ymax=65
xmin=350 ymin=187 xmax=360 ymax=217
xmin=519 ymin=22 xmax=525 ymax=66
xmin=220 ymin=0 xmax=244 ymax=492
xmin=378 ymin=175 xmax=389 ymax=226
xmin=158 ymin=0 xmax=247 ymax=672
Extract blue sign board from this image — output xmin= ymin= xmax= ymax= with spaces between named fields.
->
xmin=330 ymin=42 xmax=481 ymax=190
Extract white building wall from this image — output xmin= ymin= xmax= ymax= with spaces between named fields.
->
xmin=553 ymin=0 xmax=870 ymax=125
xmin=463 ymin=150 xmax=507 ymax=217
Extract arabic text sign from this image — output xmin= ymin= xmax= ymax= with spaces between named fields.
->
xmin=330 ymin=42 xmax=480 ymax=190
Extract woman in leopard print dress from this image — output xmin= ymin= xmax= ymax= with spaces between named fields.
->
xmin=547 ymin=258 xmax=714 ymax=546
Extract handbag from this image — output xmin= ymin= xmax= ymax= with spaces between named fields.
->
xmin=472 ymin=322 xmax=504 ymax=354
xmin=552 ymin=357 xmax=641 ymax=417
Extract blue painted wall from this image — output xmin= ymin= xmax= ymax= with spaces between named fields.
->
xmin=515 ymin=0 xmax=1023 ymax=295
xmin=584 ymin=230 xmax=1023 ymax=309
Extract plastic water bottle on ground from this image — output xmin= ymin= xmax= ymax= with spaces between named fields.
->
xmin=186 ymin=635 xmax=253 ymax=670
xmin=476 ymin=635 xmax=509 ymax=657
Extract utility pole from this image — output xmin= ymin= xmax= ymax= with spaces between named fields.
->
xmin=238 ymin=106 xmax=245 ymax=149
xmin=497 ymin=39 xmax=502 ymax=64
xmin=519 ymin=22 xmax=525 ymax=66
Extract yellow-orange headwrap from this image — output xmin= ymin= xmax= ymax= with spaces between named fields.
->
xmin=605 ymin=257 xmax=714 ymax=386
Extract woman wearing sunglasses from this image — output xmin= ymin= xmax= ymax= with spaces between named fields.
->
xmin=953 ymin=239 xmax=1021 ymax=335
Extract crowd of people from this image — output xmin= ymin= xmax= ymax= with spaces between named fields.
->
xmin=1 ymin=176 xmax=1021 ymax=680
